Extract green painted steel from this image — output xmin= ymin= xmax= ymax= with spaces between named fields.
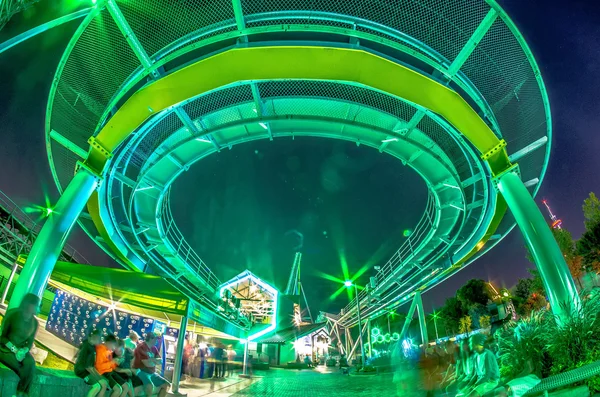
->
xmin=497 ymin=171 xmax=580 ymax=322
xmin=7 ymin=167 xmax=99 ymax=310
xmin=415 ymin=292 xmax=428 ymax=347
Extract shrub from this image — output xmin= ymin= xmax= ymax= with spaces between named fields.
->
xmin=545 ymin=292 xmax=600 ymax=392
xmin=496 ymin=309 xmax=551 ymax=380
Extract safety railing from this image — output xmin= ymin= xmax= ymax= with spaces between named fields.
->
xmin=0 ymin=190 xmax=89 ymax=265
xmin=339 ymin=191 xmax=436 ymax=317
xmin=159 ymin=188 xmax=222 ymax=292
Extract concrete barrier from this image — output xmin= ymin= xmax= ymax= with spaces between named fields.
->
xmin=0 ymin=365 xmax=162 ymax=397
xmin=0 ymin=365 xmax=90 ymax=397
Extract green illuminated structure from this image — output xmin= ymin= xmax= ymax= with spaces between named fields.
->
xmin=4 ymin=0 xmax=580 ymax=363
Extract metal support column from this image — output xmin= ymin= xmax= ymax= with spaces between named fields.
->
xmin=8 ymin=167 xmax=99 ymax=309
xmin=399 ymin=294 xmax=419 ymax=341
xmin=241 ymin=340 xmax=251 ymax=378
xmin=367 ymin=318 xmax=372 ymax=358
xmin=170 ymin=313 xmax=188 ymax=395
xmin=497 ymin=170 xmax=580 ymax=322
xmin=1 ymin=261 xmax=18 ymax=306
xmin=354 ymin=284 xmax=366 ymax=366
xmin=415 ymin=292 xmax=428 ymax=348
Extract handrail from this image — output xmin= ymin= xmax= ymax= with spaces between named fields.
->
xmin=0 ymin=190 xmax=89 ymax=265
xmin=159 ymin=188 xmax=222 ymax=292
xmin=339 ymin=191 xmax=436 ymax=317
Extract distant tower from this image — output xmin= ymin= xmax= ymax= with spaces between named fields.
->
xmin=542 ymin=199 xmax=562 ymax=229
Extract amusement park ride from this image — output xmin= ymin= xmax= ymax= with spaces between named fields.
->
xmin=0 ymin=0 xmax=581 ymax=370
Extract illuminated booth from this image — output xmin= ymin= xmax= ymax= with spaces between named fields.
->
xmin=218 ymin=270 xmax=278 ymax=372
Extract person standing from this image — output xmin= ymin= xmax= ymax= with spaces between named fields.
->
xmin=133 ymin=332 xmax=170 ymax=397
xmin=0 ymin=293 xmax=40 ymax=397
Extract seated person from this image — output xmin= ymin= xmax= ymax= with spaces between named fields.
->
xmin=113 ymin=339 xmax=144 ymax=397
xmin=133 ymin=332 xmax=170 ymax=397
xmin=96 ymin=334 xmax=130 ymax=397
xmin=124 ymin=331 xmax=139 ymax=352
xmin=459 ymin=334 xmax=500 ymax=397
xmin=74 ymin=329 xmax=108 ymax=397
xmin=0 ymin=294 xmax=40 ymax=397
xmin=446 ymin=339 xmax=475 ymax=393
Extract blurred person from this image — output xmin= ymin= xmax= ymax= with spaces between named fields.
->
xmin=227 ymin=346 xmax=236 ymax=377
xmin=0 ymin=293 xmax=40 ymax=397
xmin=182 ymin=338 xmax=192 ymax=380
xmin=391 ymin=340 xmax=421 ymax=397
xmin=133 ymin=332 xmax=170 ymax=397
xmin=459 ymin=334 xmax=500 ymax=397
xmin=124 ymin=331 xmax=139 ymax=352
xmin=212 ymin=343 xmax=224 ymax=378
xmin=95 ymin=334 xmax=130 ymax=397
xmin=113 ymin=339 xmax=143 ymax=397
xmin=74 ymin=329 xmax=108 ymax=397
xmin=445 ymin=339 xmax=475 ymax=394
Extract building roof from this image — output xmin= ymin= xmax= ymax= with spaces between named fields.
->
xmin=15 ymin=256 xmax=189 ymax=316
xmin=255 ymin=322 xmax=327 ymax=344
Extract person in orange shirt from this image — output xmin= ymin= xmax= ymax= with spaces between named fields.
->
xmin=95 ymin=335 xmax=130 ymax=397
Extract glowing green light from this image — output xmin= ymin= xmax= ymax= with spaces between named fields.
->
xmin=430 ymin=310 xmax=440 ymax=320
xmin=45 ymin=207 xmax=54 ymax=216
xmin=403 ymin=229 xmax=412 ymax=237
xmin=344 ymin=280 xmax=353 ymax=287
xmin=371 ymin=327 xmax=381 ymax=337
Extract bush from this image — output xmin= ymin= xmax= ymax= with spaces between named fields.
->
xmin=545 ymin=293 xmax=600 ymax=392
xmin=497 ymin=292 xmax=600 ymax=393
xmin=496 ymin=310 xmax=551 ymax=380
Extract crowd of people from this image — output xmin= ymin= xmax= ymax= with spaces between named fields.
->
xmin=393 ymin=332 xmax=541 ymax=397
xmin=181 ymin=339 xmax=237 ymax=379
xmin=74 ymin=329 xmax=170 ymax=397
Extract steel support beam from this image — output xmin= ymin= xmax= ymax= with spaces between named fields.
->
xmin=446 ymin=8 xmax=498 ymax=77
xmin=50 ymin=129 xmax=88 ymax=159
xmin=8 ymin=167 xmax=99 ymax=309
xmin=1 ymin=8 xmax=90 ymax=55
xmin=170 ymin=312 xmax=188 ymax=395
xmin=106 ymin=0 xmax=160 ymax=78
xmin=399 ymin=293 xmax=419 ymax=341
xmin=415 ymin=292 xmax=428 ymax=348
xmin=496 ymin=170 xmax=580 ymax=323
xmin=509 ymin=136 xmax=548 ymax=163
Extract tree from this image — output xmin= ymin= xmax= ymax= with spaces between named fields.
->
xmin=520 ymin=293 xmax=547 ymax=316
xmin=440 ymin=297 xmax=465 ymax=335
xmin=479 ymin=314 xmax=491 ymax=329
xmin=457 ymin=279 xmax=490 ymax=309
xmin=577 ymin=221 xmax=600 ymax=273
xmin=459 ymin=315 xmax=472 ymax=335
xmin=468 ymin=303 xmax=489 ymax=329
xmin=515 ymin=278 xmax=534 ymax=301
xmin=528 ymin=268 xmax=547 ymax=297
xmin=552 ymin=228 xmax=576 ymax=259
xmin=583 ymin=192 xmax=600 ymax=230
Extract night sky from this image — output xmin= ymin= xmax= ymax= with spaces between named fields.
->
xmin=0 ymin=1 xmax=599 ymax=317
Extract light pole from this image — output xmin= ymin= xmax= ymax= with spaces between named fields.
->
xmin=345 ymin=280 xmax=366 ymax=367
xmin=430 ymin=310 xmax=440 ymax=341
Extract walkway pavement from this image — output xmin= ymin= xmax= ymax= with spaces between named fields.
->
xmin=176 ymin=375 xmax=257 ymax=397
xmin=230 ymin=368 xmax=396 ymax=397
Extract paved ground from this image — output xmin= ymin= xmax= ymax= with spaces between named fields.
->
xmin=230 ymin=368 xmax=397 ymax=397
xmin=176 ymin=375 xmax=257 ymax=396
